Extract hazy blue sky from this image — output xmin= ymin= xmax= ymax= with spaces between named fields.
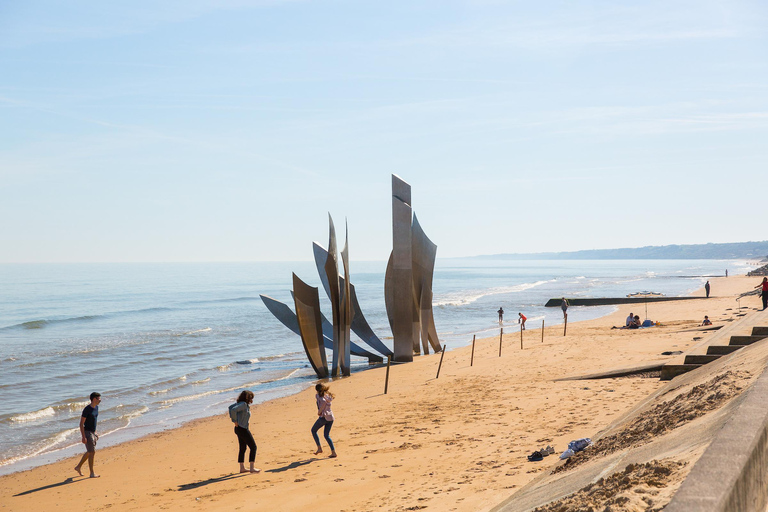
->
xmin=1 ymin=1 xmax=766 ymax=262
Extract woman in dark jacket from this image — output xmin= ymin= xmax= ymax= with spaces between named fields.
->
xmin=229 ymin=390 xmax=259 ymax=473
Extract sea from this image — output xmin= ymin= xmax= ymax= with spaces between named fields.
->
xmin=0 ymin=258 xmax=753 ymax=475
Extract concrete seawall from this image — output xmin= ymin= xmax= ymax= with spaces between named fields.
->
xmin=665 ymin=349 xmax=768 ymax=512
xmin=544 ymin=296 xmax=707 ymax=307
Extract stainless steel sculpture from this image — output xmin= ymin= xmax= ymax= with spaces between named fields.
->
xmin=385 ymin=175 xmax=441 ymax=361
xmin=291 ymin=274 xmax=329 ymax=378
xmin=261 ymin=175 xmax=439 ymax=377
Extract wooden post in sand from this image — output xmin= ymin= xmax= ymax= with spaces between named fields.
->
xmin=541 ymin=319 xmax=545 ymax=343
xmin=498 ymin=328 xmax=503 ymax=357
xmin=436 ymin=344 xmax=446 ymax=379
xmin=520 ymin=325 xmax=523 ymax=350
xmin=384 ymin=356 xmax=391 ymax=394
xmin=563 ymin=316 xmax=568 ymax=337
xmin=470 ymin=335 xmax=476 ymax=366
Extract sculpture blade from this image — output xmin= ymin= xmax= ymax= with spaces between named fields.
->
xmin=390 ymin=177 xmax=414 ymax=362
xmin=324 ymin=213 xmax=342 ymax=377
xmin=291 ymin=275 xmax=329 ymax=379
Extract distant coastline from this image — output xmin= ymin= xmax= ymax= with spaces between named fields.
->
xmin=468 ymin=241 xmax=768 ymax=261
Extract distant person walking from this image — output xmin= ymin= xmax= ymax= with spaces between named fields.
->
xmin=74 ymin=392 xmax=101 ymax=478
xmin=756 ymin=277 xmax=768 ymax=311
xmin=705 ymin=281 xmax=711 ymax=298
xmin=497 ymin=307 xmax=504 ymax=325
xmin=518 ymin=312 xmax=527 ymax=331
xmin=726 ymin=269 xmax=728 ymax=278
xmin=229 ymin=390 xmax=260 ymax=473
xmin=560 ymin=298 xmax=569 ymax=320
xmin=312 ymin=383 xmax=337 ymax=458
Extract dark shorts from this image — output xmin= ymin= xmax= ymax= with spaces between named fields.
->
xmin=85 ymin=431 xmax=98 ymax=453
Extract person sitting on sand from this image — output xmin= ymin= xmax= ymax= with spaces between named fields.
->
xmin=312 ymin=383 xmax=337 ymax=458
xmin=628 ymin=315 xmax=641 ymax=329
xmin=701 ymin=316 xmax=712 ymax=326
xmin=518 ymin=312 xmax=527 ymax=330
xmin=626 ymin=312 xmax=634 ymax=327
xmin=229 ymin=390 xmax=260 ymax=474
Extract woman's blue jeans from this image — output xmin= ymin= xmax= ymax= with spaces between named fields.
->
xmin=311 ymin=417 xmax=335 ymax=451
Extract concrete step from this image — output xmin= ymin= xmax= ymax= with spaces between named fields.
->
xmin=660 ymin=364 xmax=703 ymax=381
xmin=684 ymin=354 xmax=722 ymax=365
xmin=752 ymin=326 xmax=768 ymax=336
xmin=728 ymin=335 xmax=768 ymax=346
xmin=707 ymin=345 xmax=742 ymax=355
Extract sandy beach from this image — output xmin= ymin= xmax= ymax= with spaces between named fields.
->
xmin=1 ymin=275 xmax=763 ymax=512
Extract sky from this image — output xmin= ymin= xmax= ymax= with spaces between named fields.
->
xmin=1 ymin=0 xmax=766 ymax=263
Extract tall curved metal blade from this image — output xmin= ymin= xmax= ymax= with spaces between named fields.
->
xmin=391 ymin=181 xmax=414 ymax=362
xmin=291 ymin=275 xmax=329 ymax=379
xmin=324 ymin=214 xmax=342 ymax=377
xmin=339 ymin=220 xmax=352 ymax=376
xmin=412 ymin=213 xmax=440 ymax=353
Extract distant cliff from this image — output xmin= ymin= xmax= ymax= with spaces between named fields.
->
xmin=475 ymin=241 xmax=768 ymax=260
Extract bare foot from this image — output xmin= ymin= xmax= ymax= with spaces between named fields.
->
xmin=240 ymin=469 xmax=251 ymax=473
xmin=89 ymin=474 xmax=100 ymax=478
xmin=329 ymin=453 xmax=338 ymax=458
xmin=314 ymin=448 xmax=323 ymax=455
xmin=250 ymin=468 xmax=261 ymax=473
xmin=74 ymin=466 xmax=83 ymax=476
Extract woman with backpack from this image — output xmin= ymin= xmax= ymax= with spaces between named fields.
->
xmin=229 ymin=390 xmax=260 ymax=473
xmin=311 ymin=383 xmax=337 ymax=458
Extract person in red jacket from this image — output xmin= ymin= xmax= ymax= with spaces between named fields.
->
xmin=755 ymin=277 xmax=768 ymax=311
xmin=518 ymin=312 xmax=527 ymax=331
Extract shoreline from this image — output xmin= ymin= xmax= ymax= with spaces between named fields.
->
xmin=2 ymin=274 xmax=762 ymax=511
xmin=0 ymin=287 xmax=623 ymax=477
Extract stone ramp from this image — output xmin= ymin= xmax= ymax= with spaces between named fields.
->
xmin=491 ymin=309 xmax=768 ymax=512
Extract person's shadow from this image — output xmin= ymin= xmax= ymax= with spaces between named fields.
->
xmin=177 ymin=473 xmax=249 ymax=491
xmin=266 ymin=458 xmax=318 ymax=473
xmin=14 ymin=477 xmax=82 ymax=496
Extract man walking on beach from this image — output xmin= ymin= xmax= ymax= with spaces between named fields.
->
xmin=705 ymin=281 xmax=711 ymax=298
xmin=561 ymin=297 xmax=568 ymax=320
xmin=518 ymin=312 xmax=527 ymax=330
xmin=497 ymin=307 xmax=504 ymax=324
xmin=75 ymin=392 xmax=101 ymax=478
